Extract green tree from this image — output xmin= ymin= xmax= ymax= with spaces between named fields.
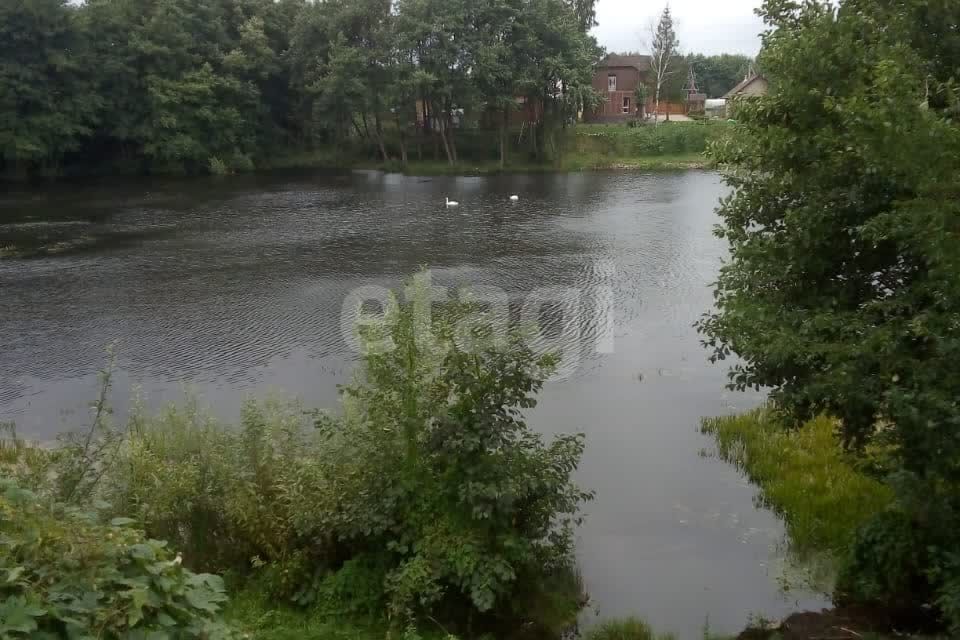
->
xmin=395 ymin=0 xmax=474 ymax=165
xmin=0 ymin=0 xmax=601 ymax=176
xmin=684 ymin=53 xmax=753 ymax=98
xmin=565 ymin=0 xmax=598 ymax=32
xmin=472 ymin=0 xmax=523 ymax=169
xmin=286 ymin=1 xmax=332 ymax=147
xmin=699 ymin=0 xmax=960 ymax=627
xmin=518 ymin=0 xmax=601 ymax=163
xmin=309 ymin=0 xmax=395 ymax=162
xmin=0 ymin=0 xmax=100 ymax=177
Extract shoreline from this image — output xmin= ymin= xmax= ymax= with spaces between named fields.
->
xmin=2 ymin=150 xmax=714 ymax=184
xmin=264 ymin=151 xmax=710 ymax=176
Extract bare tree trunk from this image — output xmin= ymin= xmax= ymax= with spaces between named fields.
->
xmin=531 ymin=121 xmax=539 ymax=161
xmin=654 ymin=84 xmax=661 ymax=125
xmin=446 ymin=105 xmax=458 ymax=164
xmin=438 ymin=117 xmax=455 ymax=166
xmin=374 ymin=113 xmax=390 ymax=163
xmin=422 ymin=97 xmax=431 ymax=134
xmin=395 ymin=113 xmax=409 ymax=169
xmin=499 ymin=108 xmax=508 ymax=170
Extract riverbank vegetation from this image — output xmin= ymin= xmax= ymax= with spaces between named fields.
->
xmin=2 ymin=0 xmax=603 ymax=180
xmin=1 ymin=0 xmax=745 ymax=181
xmin=702 ymin=410 xmax=894 ymax=585
xmin=0 ymin=289 xmax=594 ymax=638
xmin=700 ymin=0 xmax=960 ymax=634
xmin=342 ymin=124 xmax=721 ymax=175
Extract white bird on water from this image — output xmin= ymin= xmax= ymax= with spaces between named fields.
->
xmin=509 ymin=195 xmax=520 ymax=201
xmin=445 ymin=197 xmax=459 ymax=207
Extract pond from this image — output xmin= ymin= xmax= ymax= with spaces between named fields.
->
xmin=0 ymin=170 xmax=827 ymax=637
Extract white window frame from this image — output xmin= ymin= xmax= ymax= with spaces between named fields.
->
xmin=607 ymin=75 xmax=617 ymax=92
xmin=622 ymin=96 xmax=631 ymax=113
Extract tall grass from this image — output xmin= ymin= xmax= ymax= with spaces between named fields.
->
xmin=574 ymin=122 xmax=728 ymax=157
xmin=701 ymin=408 xmax=894 ymax=560
xmin=584 ymin=617 xmax=677 ymax=640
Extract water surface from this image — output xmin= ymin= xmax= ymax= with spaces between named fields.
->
xmin=0 ymin=170 xmax=827 ymax=637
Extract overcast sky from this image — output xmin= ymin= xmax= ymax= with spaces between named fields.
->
xmin=591 ymin=0 xmax=766 ymax=56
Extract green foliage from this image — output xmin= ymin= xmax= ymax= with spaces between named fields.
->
xmin=684 ymin=54 xmax=753 ymax=98
xmin=103 ymin=395 xmax=331 ymax=578
xmin=584 ymin=617 xmax=676 ymax=640
xmin=576 ymin=122 xmax=726 ymax=156
xmin=0 ymin=0 xmax=601 ymax=177
xmin=699 ymin=0 xmax=960 ymax=630
xmin=208 ymin=156 xmax=230 ymax=176
xmin=0 ymin=0 xmax=99 ymax=177
xmin=7 ymin=277 xmax=592 ymax=635
xmin=836 ymin=510 xmax=932 ymax=616
xmin=702 ymin=408 xmax=894 ymax=560
xmin=224 ymin=587 xmax=455 ymax=640
xmin=0 ymin=478 xmax=233 ymax=638
xmin=315 ymin=284 xmax=594 ymax=624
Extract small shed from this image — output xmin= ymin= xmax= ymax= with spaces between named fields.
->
xmin=723 ymin=74 xmax=768 ymax=117
xmin=723 ymin=74 xmax=769 ymax=99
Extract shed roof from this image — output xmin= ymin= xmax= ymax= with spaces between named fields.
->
xmin=723 ymin=74 xmax=767 ymax=98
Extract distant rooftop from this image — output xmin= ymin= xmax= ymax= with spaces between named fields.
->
xmin=598 ymin=54 xmax=652 ymax=72
xmin=723 ymin=74 xmax=767 ymax=98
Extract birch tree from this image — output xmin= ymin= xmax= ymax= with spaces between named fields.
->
xmin=648 ymin=5 xmax=679 ymax=123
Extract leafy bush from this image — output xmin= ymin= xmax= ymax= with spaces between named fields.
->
xmin=836 ymin=510 xmax=933 ymax=618
xmin=328 ymin=289 xmax=593 ymax=624
xmin=15 ymin=278 xmax=593 ymax=634
xmin=208 ymin=156 xmax=230 ymax=175
xmin=837 ymin=470 xmax=960 ymax=632
xmin=0 ymin=478 xmax=233 ymax=638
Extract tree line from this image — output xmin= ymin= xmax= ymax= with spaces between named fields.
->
xmin=0 ymin=0 xmax=602 ymax=178
xmin=702 ymin=0 xmax=960 ymax=630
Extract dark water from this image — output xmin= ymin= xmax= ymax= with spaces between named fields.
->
xmin=0 ymin=170 xmax=826 ymax=637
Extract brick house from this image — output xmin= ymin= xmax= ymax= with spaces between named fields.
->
xmin=587 ymin=54 xmax=651 ymax=122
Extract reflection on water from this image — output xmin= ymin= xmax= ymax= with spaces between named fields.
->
xmin=0 ymin=169 xmax=827 ymax=637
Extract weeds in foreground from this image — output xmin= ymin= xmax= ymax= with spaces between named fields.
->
xmin=1 ymin=279 xmax=593 ymax=637
xmin=583 ymin=617 xmax=677 ymax=640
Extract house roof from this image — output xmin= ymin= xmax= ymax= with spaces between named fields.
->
xmin=598 ymin=54 xmax=651 ymax=72
xmin=723 ymin=74 xmax=767 ymax=98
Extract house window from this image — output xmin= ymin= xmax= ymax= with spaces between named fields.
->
xmin=607 ymin=75 xmax=616 ymax=92
xmin=622 ymin=96 xmax=631 ymax=113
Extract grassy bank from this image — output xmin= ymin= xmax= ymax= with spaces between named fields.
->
xmin=345 ymin=152 xmax=708 ymax=176
xmin=265 ymin=122 xmax=721 ymax=175
xmin=2 ymin=122 xmax=723 ymax=182
xmin=224 ymin=589 xmax=447 ymax=640
xmin=700 ymin=409 xmax=950 ymax=640
xmin=702 ymin=408 xmax=893 ymax=565
xmin=226 ymin=595 xmax=735 ymax=640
